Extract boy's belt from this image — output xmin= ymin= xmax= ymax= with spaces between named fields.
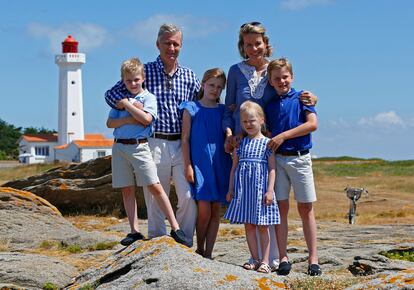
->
xmin=153 ymin=133 xmax=181 ymax=141
xmin=114 ymin=138 xmax=148 ymax=144
xmin=278 ymin=149 xmax=309 ymax=156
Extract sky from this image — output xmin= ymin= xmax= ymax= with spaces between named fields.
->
xmin=1 ymin=0 xmax=413 ymax=161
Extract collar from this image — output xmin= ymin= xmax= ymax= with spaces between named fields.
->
xmin=155 ymin=56 xmax=182 ymax=77
xmin=279 ymin=87 xmax=297 ymax=99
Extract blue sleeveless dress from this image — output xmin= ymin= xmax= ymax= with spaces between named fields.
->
xmin=224 ymin=137 xmax=280 ymax=225
xmin=179 ymin=101 xmax=231 ymax=203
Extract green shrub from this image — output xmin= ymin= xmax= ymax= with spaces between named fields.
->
xmin=43 ymin=282 xmax=58 ymax=290
xmin=79 ymin=283 xmax=95 ymax=290
xmin=90 ymin=241 xmax=118 ymax=251
xmin=380 ymin=249 xmax=414 ymax=262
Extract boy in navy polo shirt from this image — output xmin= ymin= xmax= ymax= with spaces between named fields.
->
xmin=265 ymin=58 xmax=321 ymax=276
xmin=107 ymin=58 xmax=188 ymax=247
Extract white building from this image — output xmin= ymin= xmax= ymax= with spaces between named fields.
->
xmin=55 ymin=133 xmax=113 ymax=163
xmin=18 ymin=134 xmax=58 ymax=164
xmin=18 ymin=35 xmax=112 ymax=164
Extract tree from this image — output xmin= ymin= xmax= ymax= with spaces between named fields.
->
xmin=0 ymin=119 xmax=22 ymax=160
xmin=23 ymin=126 xmax=57 ymax=134
xmin=0 ymin=119 xmax=56 ymax=160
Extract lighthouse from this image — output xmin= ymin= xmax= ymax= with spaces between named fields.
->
xmin=55 ymin=35 xmax=85 ymax=145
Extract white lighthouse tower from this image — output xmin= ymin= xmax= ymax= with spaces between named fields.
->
xmin=55 ymin=35 xmax=85 ymax=145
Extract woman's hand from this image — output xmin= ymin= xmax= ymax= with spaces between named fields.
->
xmin=226 ymin=191 xmax=234 ymax=202
xmin=264 ymin=191 xmax=274 ymax=206
xmin=224 ymin=135 xmax=234 ymax=154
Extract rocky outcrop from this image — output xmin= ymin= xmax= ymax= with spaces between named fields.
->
xmin=65 ymin=236 xmax=287 ymax=290
xmin=0 ymin=252 xmax=77 ymax=289
xmin=0 ymin=187 xmax=118 ymax=251
xmin=1 ymin=186 xmax=414 ymax=289
xmin=0 ymin=187 xmax=120 ymax=289
xmin=2 ymin=157 xmax=126 ymax=214
xmin=2 ymin=156 xmax=179 ymax=216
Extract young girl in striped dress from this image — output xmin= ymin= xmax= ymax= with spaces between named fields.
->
xmin=224 ymin=100 xmax=280 ymax=273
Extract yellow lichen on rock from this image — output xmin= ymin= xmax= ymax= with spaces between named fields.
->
xmin=256 ymin=277 xmax=286 ymax=290
xmin=0 ymin=186 xmax=62 ymax=216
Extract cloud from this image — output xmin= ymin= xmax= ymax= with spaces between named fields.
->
xmin=280 ymin=0 xmax=334 ymax=10
xmin=27 ymin=22 xmax=109 ymax=53
xmin=358 ymin=111 xmax=405 ymax=127
xmin=127 ymin=14 xmax=224 ymax=46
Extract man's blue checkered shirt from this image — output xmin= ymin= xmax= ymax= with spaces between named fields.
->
xmin=105 ymin=56 xmax=200 ymax=134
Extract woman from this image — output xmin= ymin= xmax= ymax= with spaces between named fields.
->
xmin=223 ymin=22 xmax=316 ymax=152
xmin=222 ymin=21 xmax=317 ymax=271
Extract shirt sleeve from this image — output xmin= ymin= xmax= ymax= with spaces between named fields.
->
xmin=222 ymin=65 xmax=236 ymax=133
xmin=142 ymin=93 xmax=158 ymax=121
xmin=108 ymin=108 xmax=120 ymax=119
xmin=188 ymin=71 xmax=201 ymax=101
xmin=104 ymin=80 xmax=134 ymax=109
xmin=178 ymin=101 xmax=197 ymax=117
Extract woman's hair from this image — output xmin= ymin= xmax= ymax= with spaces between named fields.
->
xmin=196 ymin=68 xmax=226 ymax=102
xmin=239 ymin=100 xmax=267 ymax=134
xmin=267 ymin=58 xmax=293 ymax=79
xmin=120 ymin=58 xmax=145 ymax=79
xmin=238 ymin=22 xmax=273 ymax=59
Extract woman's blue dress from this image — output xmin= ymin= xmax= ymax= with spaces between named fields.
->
xmin=180 ymin=101 xmax=231 ymax=203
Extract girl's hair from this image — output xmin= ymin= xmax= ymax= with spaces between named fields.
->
xmin=267 ymin=58 xmax=293 ymax=79
xmin=196 ymin=68 xmax=226 ymax=102
xmin=240 ymin=100 xmax=267 ymax=134
xmin=121 ymin=58 xmax=145 ymax=79
xmin=238 ymin=22 xmax=273 ymax=59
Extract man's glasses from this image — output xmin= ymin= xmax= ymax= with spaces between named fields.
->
xmin=240 ymin=21 xmax=262 ymax=28
xmin=165 ymin=76 xmax=173 ymax=91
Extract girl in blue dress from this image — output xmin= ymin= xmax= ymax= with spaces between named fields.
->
xmin=224 ymin=100 xmax=280 ymax=273
xmin=180 ymin=68 xmax=231 ymax=259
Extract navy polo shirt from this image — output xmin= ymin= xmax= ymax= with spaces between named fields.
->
xmin=265 ymin=88 xmax=316 ymax=152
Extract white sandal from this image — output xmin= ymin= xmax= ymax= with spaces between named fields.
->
xmin=257 ymin=262 xmax=271 ymax=273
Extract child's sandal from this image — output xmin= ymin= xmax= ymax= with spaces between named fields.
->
xmin=257 ymin=262 xmax=271 ymax=274
xmin=243 ymin=259 xmax=260 ymax=270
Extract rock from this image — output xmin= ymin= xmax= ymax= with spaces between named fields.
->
xmin=65 ymin=236 xmax=288 ymax=290
xmin=2 ymin=156 xmax=179 ymax=216
xmin=348 ymin=254 xmax=413 ymax=276
xmin=0 ymin=252 xmax=77 ymax=289
xmin=0 ymin=187 xmax=118 ymax=251
xmin=2 ymin=157 xmax=125 ymax=214
xmin=346 ymin=269 xmax=414 ymax=289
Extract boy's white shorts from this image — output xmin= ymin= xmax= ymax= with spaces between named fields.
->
xmin=111 ymin=142 xmax=159 ymax=188
xmin=275 ymin=153 xmax=317 ymax=203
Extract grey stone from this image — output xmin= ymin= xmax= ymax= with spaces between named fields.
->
xmin=0 ymin=187 xmax=119 ymax=251
xmin=0 ymin=252 xmax=77 ymax=289
xmin=65 ymin=236 xmax=288 ymax=290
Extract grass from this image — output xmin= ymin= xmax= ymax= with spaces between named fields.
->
xmin=380 ymin=249 xmax=414 ymax=262
xmin=313 ymin=159 xmax=414 ymax=177
xmin=43 ymin=282 xmax=58 ymax=290
xmin=39 ymin=240 xmax=117 ymax=254
xmin=0 ymin=162 xmax=61 ymax=185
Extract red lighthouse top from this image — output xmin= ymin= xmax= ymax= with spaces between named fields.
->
xmin=62 ymin=35 xmax=78 ymax=53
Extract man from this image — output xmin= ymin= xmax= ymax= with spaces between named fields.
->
xmin=105 ymin=24 xmax=200 ymax=247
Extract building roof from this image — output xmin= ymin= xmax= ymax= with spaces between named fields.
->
xmin=84 ymin=133 xmax=107 ymax=140
xmin=22 ymin=132 xmax=113 ymax=149
xmin=21 ymin=134 xmax=58 ymax=143
xmin=72 ymin=139 xmax=113 ymax=148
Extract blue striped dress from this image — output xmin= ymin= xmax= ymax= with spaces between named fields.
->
xmin=224 ymin=137 xmax=280 ymax=225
